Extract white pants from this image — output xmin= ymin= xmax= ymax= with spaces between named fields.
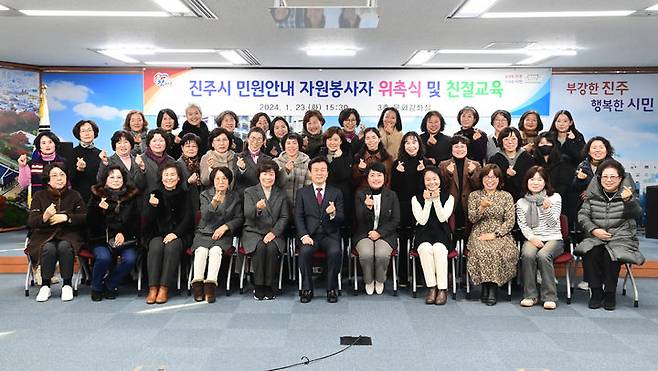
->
xmin=192 ymin=246 xmax=222 ymax=284
xmin=417 ymin=242 xmax=448 ymax=289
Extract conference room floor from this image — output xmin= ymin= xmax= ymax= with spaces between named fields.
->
xmin=2 ymin=269 xmax=658 ymax=370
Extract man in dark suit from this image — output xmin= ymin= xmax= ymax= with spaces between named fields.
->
xmin=295 ymin=157 xmax=344 ymax=303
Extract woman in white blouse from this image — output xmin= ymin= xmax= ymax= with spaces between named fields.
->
xmin=411 ymin=166 xmax=454 ymax=305
xmin=516 ymin=165 xmax=563 ymax=310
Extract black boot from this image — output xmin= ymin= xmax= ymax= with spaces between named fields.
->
xmin=589 ymin=288 xmax=604 ymax=309
xmin=486 ymin=283 xmax=497 ymax=306
xmin=603 ymin=291 xmax=616 ymax=311
xmin=480 ymin=283 xmax=489 ymax=303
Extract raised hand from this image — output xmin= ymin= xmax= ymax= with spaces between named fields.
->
xmin=364 ymin=194 xmax=374 ymax=209
xmin=427 ymin=134 xmax=437 ymax=145
xmin=303 ymin=136 xmax=309 ymax=149
xmin=285 ymin=160 xmax=294 ymax=173
xmin=98 ymin=197 xmax=109 ymax=210
xmin=542 ymin=197 xmax=552 ymax=209
xmin=206 ymin=156 xmax=215 ymax=168
xmin=148 ymin=193 xmax=159 ymax=207
xmin=576 ymin=168 xmax=587 ymax=180
xmin=76 ymin=157 xmax=86 ymax=171
xmin=188 ymin=172 xmax=199 ymax=185
xmin=416 ymin=161 xmax=425 ymax=172
xmin=506 ymin=166 xmax=516 ymax=177
xmin=358 ymin=158 xmax=367 ymax=170
xmin=334 ymin=146 xmax=342 ymax=158
xmin=99 ymin=150 xmax=109 ymax=166
xmin=174 ymin=135 xmax=182 ymax=144
xmin=18 ymin=154 xmax=28 ymax=167
xmin=480 ymin=197 xmax=493 ymax=209
xmin=43 ymin=203 xmax=57 ymax=222
xmin=446 ymin=162 xmax=455 ymax=174
xmin=256 ymin=198 xmax=267 ymax=210
xmin=567 ymin=131 xmax=576 ymax=140
xmin=236 ymin=156 xmax=246 ymax=170
xmin=467 ymin=161 xmax=477 ymax=174
xmin=326 ymin=201 xmax=336 ymax=215
xmin=473 ymin=128 xmax=482 ymax=141
xmin=135 ymin=154 xmax=145 ymax=171
xmin=621 ymin=186 xmax=633 ymax=202
xmin=396 ymin=161 xmax=405 ymax=172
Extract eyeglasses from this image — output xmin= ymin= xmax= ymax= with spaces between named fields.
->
xmin=483 ymin=174 xmax=498 ymax=179
xmin=600 ymin=175 xmax=620 ymax=181
xmin=79 ymin=128 xmax=95 ymax=133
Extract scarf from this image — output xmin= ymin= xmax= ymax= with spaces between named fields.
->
xmin=80 ymin=142 xmax=95 ymax=149
xmin=145 ymin=148 xmax=167 ymax=166
xmin=37 ymin=151 xmax=57 ymax=162
xmin=524 ymin=190 xmax=547 ymax=228
xmin=104 ymin=186 xmax=127 ymax=213
xmin=208 ymin=150 xmax=235 ymax=167
xmin=182 ymin=155 xmax=200 ymax=176
xmin=327 ymin=150 xmax=336 ymax=164
xmin=344 ymin=131 xmax=356 ymax=143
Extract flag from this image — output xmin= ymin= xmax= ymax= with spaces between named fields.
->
xmin=38 ymin=83 xmax=51 ymax=132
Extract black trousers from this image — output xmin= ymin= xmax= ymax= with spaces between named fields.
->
xmin=252 ymin=241 xmax=279 ymax=287
xmin=147 ymin=237 xmax=183 ymax=287
xmin=41 ymin=240 xmax=74 ymax=282
xmin=583 ymin=245 xmax=621 ymax=293
xmin=299 ymin=235 xmax=342 ymax=291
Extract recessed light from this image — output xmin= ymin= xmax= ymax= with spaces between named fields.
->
xmin=451 ymin=0 xmax=498 ymax=18
xmin=97 ymin=50 xmax=141 ymax=64
xmin=516 ymin=54 xmax=553 ymax=65
xmin=151 ymin=0 xmax=191 ymax=14
xmin=218 ymin=50 xmax=250 ymax=65
xmin=0 ymin=4 xmax=9 ymax=11
xmin=404 ymin=50 xmax=438 ymax=66
xmin=143 ymin=61 xmax=232 ymax=66
xmin=481 ymin=10 xmax=634 ymax=18
xmin=646 ymin=4 xmax=658 ymax=11
xmin=423 ymin=63 xmax=513 ymax=68
xmin=20 ymin=10 xmax=170 ymax=17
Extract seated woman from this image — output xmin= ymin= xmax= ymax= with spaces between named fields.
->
xmin=516 ymin=166 xmax=563 ymax=310
xmin=98 ymin=130 xmax=146 ymax=191
xmin=87 ymin=165 xmax=140 ymax=301
xmin=191 ymin=166 xmax=243 ymax=303
xmin=467 ymin=164 xmax=517 ymax=306
xmin=273 ymin=132 xmax=311 ymax=207
xmin=353 ymin=162 xmax=400 ymax=295
xmin=576 ymin=159 xmax=643 ymax=311
xmin=411 ymin=166 xmax=454 ymax=305
xmin=27 ymin=164 xmax=86 ymax=302
xmin=142 ymin=162 xmax=193 ymax=304
xmin=242 ymin=160 xmax=290 ymax=300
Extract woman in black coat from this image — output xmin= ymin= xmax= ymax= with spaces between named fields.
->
xmin=548 ymin=110 xmax=585 ymax=167
xmin=419 ymin=111 xmax=451 ymax=165
xmin=319 ymin=126 xmax=354 ymax=229
xmin=488 ymin=127 xmax=535 ymax=201
xmin=142 ymin=162 xmax=193 ymax=304
xmin=87 ymin=165 xmax=140 ymax=301
xmin=67 ymin=120 xmax=101 ymax=203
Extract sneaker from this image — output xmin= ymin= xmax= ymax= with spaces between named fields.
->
xmin=520 ymin=298 xmax=538 ymax=307
xmin=61 ymin=285 xmax=74 ymax=302
xmin=375 ymin=281 xmax=384 ymax=295
xmin=577 ymin=281 xmax=589 ymax=291
xmin=543 ymin=301 xmax=557 ymax=310
xmin=365 ymin=282 xmax=375 ymax=295
xmin=36 ymin=286 xmax=51 ymax=302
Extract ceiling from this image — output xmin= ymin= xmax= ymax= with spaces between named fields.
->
xmin=1 ymin=0 xmax=658 ymax=69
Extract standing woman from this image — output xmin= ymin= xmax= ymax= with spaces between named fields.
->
xmin=178 ymin=103 xmax=210 ymax=155
xmin=488 ymin=127 xmax=535 ymax=201
xmin=548 ymin=110 xmax=586 ymax=166
xmin=200 ymin=128 xmax=237 ymax=188
xmin=516 ymin=166 xmax=563 ymax=310
xmin=242 ymin=160 xmax=290 ymax=300
xmin=338 ymin=108 xmax=364 ymax=155
xmin=142 ymin=162 xmax=193 ymax=304
xmin=176 ymin=133 xmax=202 ymax=211
xmin=466 ymin=164 xmax=518 ymax=306
xmin=378 ymin=107 xmax=404 ymax=160
xmin=123 ymin=110 xmax=148 ymax=156
xmin=353 ymin=162 xmax=400 ymax=295
xmin=486 ymin=110 xmax=512 ymax=161
xmin=576 ymin=159 xmax=643 ymax=310
xmin=156 ymin=108 xmax=182 ymax=159
xmin=419 ymin=110 xmax=451 ymax=165
xmin=215 ymin=110 xmax=244 ymax=153
xmin=191 ymin=166 xmax=243 ymax=303
xmin=17 ymin=131 xmax=66 ymax=194
xmin=265 ymin=116 xmax=290 ymax=158
xmin=352 ymin=127 xmax=393 ymax=190
xmin=518 ymin=110 xmax=543 ymax=154
xmin=97 ymin=131 xmax=146 ymax=191
xmin=235 ymin=127 xmax=272 ymax=193
xmin=140 ymin=128 xmax=175 ymax=195
xmin=86 ymin=165 xmax=140 ymax=301
xmin=454 ymin=106 xmax=488 ymax=164
xmin=273 ymin=132 xmax=311 ymax=207
xmin=67 ymin=120 xmax=101 ymax=203
xmin=27 ymin=164 xmax=86 ymax=302
xmin=412 ymin=166 xmax=454 ymax=305
xmin=320 ymin=127 xmax=354 ymax=229
xmin=301 ymin=110 xmax=325 ymax=158
xmin=250 ymin=112 xmax=271 ymax=137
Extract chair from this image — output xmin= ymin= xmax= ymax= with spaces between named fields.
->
xmin=463 ymin=247 xmax=513 ymax=301
xmin=24 ymin=237 xmax=81 ymax=297
xmin=622 ymin=263 xmax=639 ymax=307
xmin=409 ymin=240 xmax=458 ymax=300
xmin=553 ymin=214 xmax=575 ymax=304
xmin=293 ymin=236 xmax=343 ymax=296
xmin=185 ymin=239 xmax=237 ymax=296
xmin=238 ymin=239 xmax=287 ymax=295
xmin=348 ymin=237 xmax=399 ymax=296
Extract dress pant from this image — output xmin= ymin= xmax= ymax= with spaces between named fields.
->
xmin=583 ymin=245 xmax=621 ymax=293
xmin=41 ymin=240 xmax=74 ymax=282
xmin=520 ymin=240 xmax=563 ymax=302
xmin=252 ymin=241 xmax=279 ymax=287
xmin=417 ymin=242 xmax=448 ymax=289
xmin=91 ymin=245 xmax=137 ymax=291
xmin=355 ymin=238 xmax=392 ymax=284
xmin=147 ymin=237 xmax=183 ymax=287
xmin=299 ymin=234 xmax=342 ymax=291
xmin=192 ymin=246 xmax=222 ymax=284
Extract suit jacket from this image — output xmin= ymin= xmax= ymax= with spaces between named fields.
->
xmin=234 ymin=151 xmax=272 ymax=193
xmin=242 ymin=185 xmax=289 ymax=253
xmin=353 ymin=188 xmax=400 ymax=250
xmin=295 ymin=184 xmax=344 ymax=240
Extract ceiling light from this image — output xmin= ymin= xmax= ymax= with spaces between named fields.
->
xmin=451 ymin=0 xmax=498 ymax=18
xmin=0 ymin=4 xmax=9 ymax=11
xmin=516 ymin=54 xmax=553 ymax=65
xmin=304 ymin=48 xmax=357 ymax=57
xmin=646 ymin=4 xmax=658 ymax=11
xmin=423 ymin=63 xmax=513 ymax=68
xmin=481 ymin=10 xmax=634 ymax=18
xmin=97 ymin=50 xmax=141 ymax=63
xmin=437 ymin=48 xmax=577 ymax=56
xmin=20 ymin=10 xmax=170 ymax=17
xmin=218 ymin=50 xmax=250 ymax=65
xmin=151 ymin=0 xmax=191 ymax=13
xmin=404 ymin=50 xmax=439 ymax=66
xmin=144 ymin=61 xmax=232 ymax=66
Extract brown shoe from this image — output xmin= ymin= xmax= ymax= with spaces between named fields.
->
xmin=155 ymin=286 xmax=169 ymax=304
xmin=435 ymin=289 xmax=448 ymax=305
xmin=192 ymin=282 xmax=204 ymax=302
xmin=204 ymin=282 xmax=217 ymax=303
xmin=425 ymin=287 xmax=437 ymax=304
xmin=146 ymin=286 xmax=158 ymax=305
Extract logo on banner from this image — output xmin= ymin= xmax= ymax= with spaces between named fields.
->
xmin=153 ymin=72 xmax=172 ymax=88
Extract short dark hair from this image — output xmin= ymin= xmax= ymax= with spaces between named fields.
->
xmin=72 ymin=120 xmax=99 ymax=140
xmin=158 ymin=161 xmax=183 ymax=185
xmin=257 ymin=159 xmax=279 ymax=182
xmin=532 ymin=132 xmax=561 ymax=165
xmin=283 ymin=132 xmax=304 ymax=150
xmin=180 ymin=133 xmax=201 ymax=148
xmin=247 ymin=127 xmax=266 ymax=141
xmin=522 ymin=165 xmax=554 ymax=196
xmin=490 ymin=110 xmax=511 ymax=127
xmin=457 ymin=106 xmax=479 ymax=126
xmin=270 ymin=116 xmax=290 ymax=139
xmin=210 ymin=165 xmax=233 ymax=185
xmin=338 ymin=108 xmax=360 ymax=127
xmin=97 ymin=164 xmax=128 ymax=188
xmin=366 ymin=161 xmax=387 ymax=180
xmin=303 ymin=110 xmax=326 ymax=132
xmin=449 ymin=134 xmax=470 ymax=147
xmin=156 ymin=108 xmax=179 ymax=130
xmin=583 ymin=136 xmax=614 ymax=161
xmin=479 ymin=163 xmax=505 ymax=190
xmin=111 ymin=130 xmax=135 ymax=151
xmin=215 ymin=110 xmax=239 ymax=129
xmin=497 ymin=127 xmax=523 ymax=150
xmin=308 ymin=156 xmax=329 ymax=171
xmin=323 ymin=126 xmax=345 ymax=146
xmin=33 ymin=131 xmax=61 ymax=152
xmin=518 ymin=110 xmax=544 ymax=132
xmin=250 ymin=112 xmax=271 ymax=129
xmin=377 ymin=107 xmax=402 ymax=132
xmin=420 ymin=110 xmax=446 ymax=133
xmin=123 ymin=110 xmax=148 ymax=132
xmin=596 ymin=158 xmax=626 ymax=182
xmin=42 ymin=163 xmax=68 ymax=184
xmin=208 ymin=127 xmax=233 ymax=151
xmin=146 ymin=128 xmax=171 ymax=151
